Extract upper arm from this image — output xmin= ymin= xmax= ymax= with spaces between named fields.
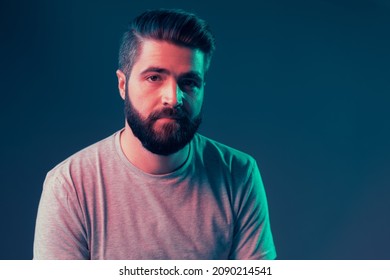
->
xmin=229 ymin=160 xmax=276 ymax=260
xmin=33 ymin=173 xmax=89 ymax=259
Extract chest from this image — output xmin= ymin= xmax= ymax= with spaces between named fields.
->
xmin=85 ymin=178 xmax=234 ymax=259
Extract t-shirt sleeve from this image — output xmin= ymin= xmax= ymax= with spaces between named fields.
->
xmin=33 ymin=172 xmax=90 ymax=259
xmin=229 ymin=160 xmax=277 ymax=260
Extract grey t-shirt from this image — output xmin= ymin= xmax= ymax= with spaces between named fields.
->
xmin=33 ymin=130 xmax=276 ymax=259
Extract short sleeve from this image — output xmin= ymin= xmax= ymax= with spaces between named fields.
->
xmin=229 ymin=160 xmax=277 ymax=260
xmin=33 ymin=172 xmax=89 ymax=259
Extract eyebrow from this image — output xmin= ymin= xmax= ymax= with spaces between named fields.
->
xmin=140 ymin=67 xmax=170 ymax=76
xmin=181 ymin=71 xmax=203 ymax=81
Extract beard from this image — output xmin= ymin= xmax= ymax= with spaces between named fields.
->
xmin=124 ymin=91 xmax=202 ymax=156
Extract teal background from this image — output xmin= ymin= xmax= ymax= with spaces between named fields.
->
xmin=1 ymin=0 xmax=389 ymax=259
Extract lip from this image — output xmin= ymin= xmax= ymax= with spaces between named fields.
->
xmin=159 ymin=116 xmax=180 ymax=120
xmin=157 ymin=117 xmax=177 ymax=121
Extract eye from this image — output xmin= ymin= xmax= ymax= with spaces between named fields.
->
xmin=146 ymin=75 xmax=162 ymax=82
xmin=179 ymin=79 xmax=200 ymax=91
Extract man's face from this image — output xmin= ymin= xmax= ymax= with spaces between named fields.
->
xmin=124 ymin=39 xmax=206 ymax=156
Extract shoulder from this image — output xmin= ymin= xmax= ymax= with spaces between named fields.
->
xmin=193 ymin=133 xmax=257 ymax=175
xmin=45 ymin=130 xmax=119 ymax=184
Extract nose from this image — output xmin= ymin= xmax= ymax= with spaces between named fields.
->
xmin=162 ymin=81 xmax=183 ymax=107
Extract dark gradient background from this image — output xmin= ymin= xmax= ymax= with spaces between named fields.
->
xmin=1 ymin=0 xmax=389 ymax=259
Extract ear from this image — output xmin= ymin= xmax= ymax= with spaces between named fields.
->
xmin=116 ymin=69 xmax=126 ymax=100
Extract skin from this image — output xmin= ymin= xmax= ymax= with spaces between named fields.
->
xmin=116 ymin=39 xmax=206 ymax=174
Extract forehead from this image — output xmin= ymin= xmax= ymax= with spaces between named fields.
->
xmin=132 ymin=39 xmax=206 ymax=76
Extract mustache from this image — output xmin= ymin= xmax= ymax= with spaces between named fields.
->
xmin=148 ymin=107 xmax=188 ymax=121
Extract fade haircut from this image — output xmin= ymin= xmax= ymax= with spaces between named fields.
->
xmin=118 ymin=8 xmax=216 ymax=78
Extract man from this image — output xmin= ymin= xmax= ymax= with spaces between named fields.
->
xmin=33 ymin=8 xmax=276 ymax=260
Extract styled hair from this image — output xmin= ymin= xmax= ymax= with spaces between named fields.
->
xmin=118 ymin=8 xmax=216 ymax=77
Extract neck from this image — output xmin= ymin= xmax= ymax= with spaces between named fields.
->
xmin=120 ymin=122 xmax=190 ymax=175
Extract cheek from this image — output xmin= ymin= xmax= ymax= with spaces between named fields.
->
xmin=127 ymin=86 xmax=155 ymax=112
xmin=187 ymin=93 xmax=204 ymax=116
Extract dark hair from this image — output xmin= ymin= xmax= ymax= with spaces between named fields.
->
xmin=118 ymin=8 xmax=216 ymax=77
